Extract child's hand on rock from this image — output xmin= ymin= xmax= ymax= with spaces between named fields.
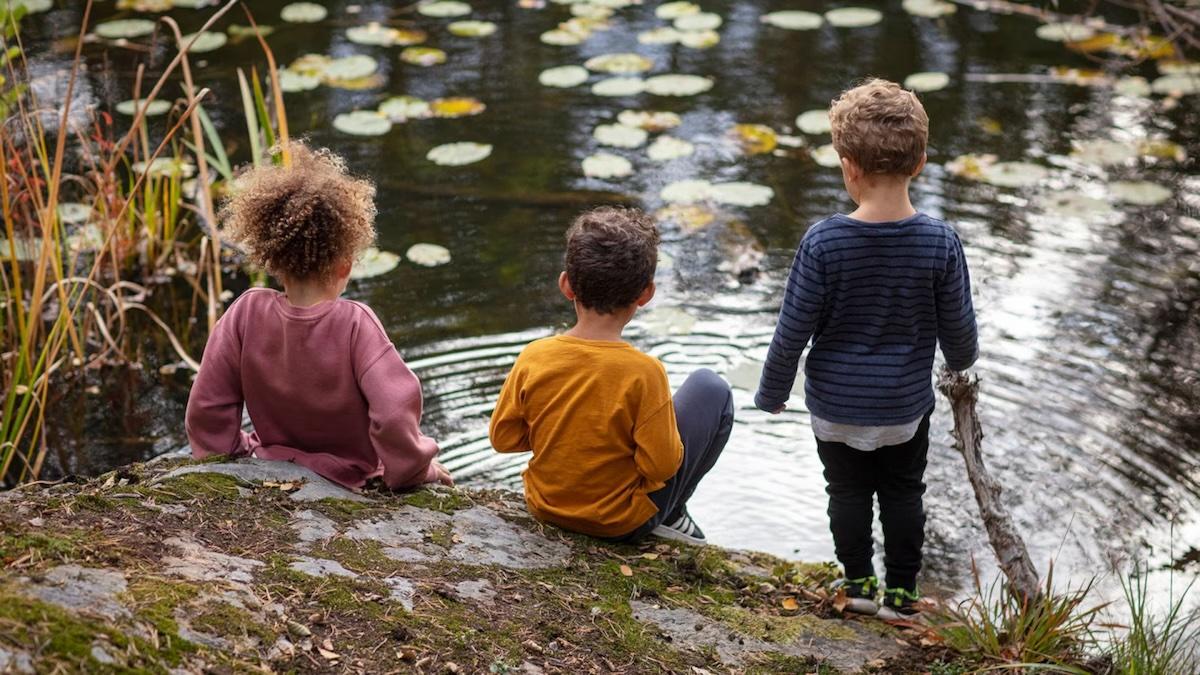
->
xmin=431 ymin=461 xmax=454 ymax=486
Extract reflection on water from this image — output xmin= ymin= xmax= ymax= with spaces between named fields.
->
xmin=25 ymin=0 xmax=1199 ymax=599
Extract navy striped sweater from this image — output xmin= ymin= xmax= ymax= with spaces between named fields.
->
xmin=754 ymin=212 xmax=979 ymax=425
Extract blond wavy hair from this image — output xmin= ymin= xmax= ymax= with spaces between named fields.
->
xmin=219 ymin=143 xmax=376 ymax=281
xmin=829 ymin=78 xmax=929 ymax=176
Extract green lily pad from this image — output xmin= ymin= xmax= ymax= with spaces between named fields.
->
xmin=333 ymin=110 xmax=392 ymax=136
xmin=584 ymin=53 xmax=653 ymax=74
xmin=1151 ymin=73 xmax=1199 ymax=96
xmin=406 ymin=243 xmax=452 ymax=267
xmin=133 ymin=157 xmax=196 ymax=178
xmin=323 ymin=55 xmax=378 ymax=82
xmin=811 ymin=144 xmax=840 ymax=167
xmin=1159 ymin=61 xmax=1200 ymax=75
xmin=582 ymin=152 xmax=633 ymax=179
xmin=655 ymin=1 xmax=699 ymax=19
xmin=351 ymin=247 xmax=401 ymax=279
xmin=426 ymin=142 xmax=492 ymax=166
xmin=1112 ymin=76 xmax=1151 ymax=97
xmin=617 ymin=109 xmax=681 ymax=131
xmin=901 ymin=0 xmax=955 ymax=18
xmin=0 ymin=237 xmax=42 ymax=262
xmin=1034 ymin=192 xmax=1116 ymax=219
xmin=540 ymin=29 xmax=585 ymax=45
xmin=978 ymin=161 xmax=1048 ymax=187
xmin=1107 ymin=180 xmax=1173 ymax=205
xmin=1071 ymin=139 xmax=1137 ymax=166
xmin=58 ymin=202 xmax=92 ymax=225
xmin=280 ymin=2 xmax=327 ymax=23
xmin=418 ymin=0 xmax=471 ymax=17
xmin=95 ymin=19 xmax=157 ymax=39
xmin=644 ymin=74 xmax=713 ymax=96
xmin=594 ymin=123 xmax=648 ymax=148
xmin=227 ymin=24 xmax=275 ymax=39
xmin=591 ymin=77 xmax=646 ymax=97
xmin=347 ymin=23 xmax=427 ymax=46
xmin=796 ymin=109 xmax=831 ymax=135
xmin=401 ymin=47 xmax=447 ymax=66
xmin=824 ymin=7 xmax=883 ymax=28
xmin=571 ymin=3 xmax=613 ymax=19
xmin=760 ymin=10 xmax=824 ymax=30
xmin=379 ymin=95 xmax=431 ymax=121
xmin=182 ymin=31 xmax=227 ymax=53
xmin=710 ymin=182 xmax=773 ymax=207
xmin=277 ymin=70 xmax=320 ymax=92
xmin=116 ymin=99 xmax=171 ymax=116
xmin=679 ymin=29 xmax=719 ymax=48
xmin=539 ymin=65 xmax=590 ymax=88
xmin=904 ymin=71 xmax=950 ymax=92
xmin=638 ymin=27 xmax=682 ymax=44
xmin=1035 ymin=22 xmax=1095 ymax=42
xmin=647 ymin=135 xmax=694 ymax=161
xmin=448 ymin=20 xmax=497 ymax=37
xmin=674 ymin=12 xmax=721 ymax=31
xmin=10 ymin=0 xmax=52 ymax=14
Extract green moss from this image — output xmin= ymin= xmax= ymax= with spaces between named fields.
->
xmin=747 ymin=653 xmax=838 ymax=674
xmin=122 ymin=578 xmax=200 ymax=665
xmin=426 ymin=522 xmax=454 ymax=549
xmin=314 ymin=498 xmax=377 ymax=522
xmin=704 ymin=604 xmax=858 ymax=643
xmin=398 ymin=488 xmax=473 ymax=513
xmin=191 ymin=601 xmax=275 ymax=645
xmin=0 ymin=529 xmax=81 ymax=564
xmin=141 ymin=473 xmax=243 ymax=503
xmin=73 ymin=493 xmax=119 ymax=512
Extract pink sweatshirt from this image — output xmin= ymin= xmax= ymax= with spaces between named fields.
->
xmin=185 ymin=288 xmax=440 ymax=489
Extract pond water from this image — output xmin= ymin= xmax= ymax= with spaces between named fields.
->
xmin=24 ymin=0 xmax=1200 ymax=603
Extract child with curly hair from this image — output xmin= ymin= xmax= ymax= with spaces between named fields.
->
xmin=185 ymin=144 xmax=452 ymax=490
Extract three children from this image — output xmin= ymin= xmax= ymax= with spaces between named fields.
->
xmin=187 ymin=77 xmax=976 ymax=619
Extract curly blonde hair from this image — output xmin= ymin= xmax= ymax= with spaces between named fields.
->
xmin=220 ymin=143 xmax=376 ymax=281
xmin=829 ymin=78 xmax=929 ymax=176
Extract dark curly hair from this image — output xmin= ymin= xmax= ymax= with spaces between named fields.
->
xmin=564 ymin=207 xmax=660 ymax=314
xmin=219 ymin=142 xmax=376 ymax=281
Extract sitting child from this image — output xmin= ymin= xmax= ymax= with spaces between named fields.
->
xmin=489 ymin=207 xmax=733 ymax=545
xmin=185 ymin=143 xmax=451 ymax=490
xmin=755 ymin=79 xmax=978 ymax=618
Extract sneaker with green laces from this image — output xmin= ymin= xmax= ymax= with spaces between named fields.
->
xmin=876 ymin=586 xmax=921 ymax=621
xmin=830 ymin=576 xmax=879 ymax=615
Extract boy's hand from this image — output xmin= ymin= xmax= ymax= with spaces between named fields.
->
xmin=431 ymin=461 xmax=454 ymax=486
xmin=770 ymin=404 xmax=787 ymax=414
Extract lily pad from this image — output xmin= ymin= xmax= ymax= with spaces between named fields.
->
xmin=760 ymin=10 xmax=823 ymax=30
xmin=379 ymin=95 xmax=431 ymax=121
xmin=1071 ymin=139 xmax=1136 ymax=166
xmin=654 ymin=204 xmax=716 ymax=230
xmin=571 ymin=3 xmax=614 ymax=19
xmin=66 ymin=224 xmax=106 ymax=254
xmin=539 ymin=65 xmax=590 ymax=88
xmin=1034 ymin=192 xmax=1116 ymax=219
xmin=9 ymin=0 xmax=53 ymax=14
xmin=795 ymin=109 xmax=831 ymax=135
xmin=405 ymin=243 xmax=452 ymax=267
xmin=592 ymin=77 xmax=646 ymax=97
xmin=655 ymin=1 xmax=699 ymax=19
xmin=1151 ymin=73 xmax=1199 ymax=95
xmin=674 ymin=12 xmax=721 ymax=31
xmin=904 ymin=71 xmax=950 ymax=92
xmin=401 ymin=47 xmax=447 ymax=66
xmin=540 ymin=29 xmax=585 ymax=46
xmin=277 ymin=70 xmax=321 ymax=92
xmin=824 ymin=7 xmax=883 ymax=28
xmin=58 ymin=202 xmax=93 ymax=225
xmin=418 ymin=0 xmax=472 ymax=17
xmin=1159 ymin=61 xmax=1200 ymax=75
xmin=323 ymin=55 xmax=378 ymax=82
xmin=448 ymin=20 xmax=497 ymax=37
xmin=95 ymin=19 xmax=157 ymax=39
xmin=594 ymin=123 xmax=648 ymax=148
xmin=901 ymin=0 xmax=955 ymax=18
xmin=582 ymin=152 xmax=634 ymax=179
xmin=227 ymin=24 xmax=275 ymax=40
xmin=644 ymin=74 xmax=713 ymax=96
xmin=133 ymin=157 xmax=196 ymax=178
xmin=945 ymin=152 xmax=996 ymax=180
xmin=0 ymin=237 xmax=41 ymax=262
xmin=1136 ymin=139 xmax=1186 ymax=162
xmin=1035 ymin=22 xmax=1096 ymax=42
xmin=288 ymin=53 xmax=332 ymax=77
xmin=679 ymin=30 xmax=719 ymax=48
xmin=638 ymin=27 xmax=682 ymax=44
xmin=426 ymin=142 xmax=492 ymax=166
xmin=351 ymin=248 xmax=401 ymax=279
xmin=1107 ymin=180 xmax=1173 ymax=205
xmin=811 ymin=144 xmax=841 ymax=167
xmin=182 ymin=31 xmax=227 ymax=53
xmin=333 ymin=110 xmax=393 ymax=136
xmin=647 ymin=135 xmax=694 ymax=161
xmin=1112 ymin=76 xmax=1151 ymax=97
xmin=617 ymin=109 xmax=681 ymax=131
xmin=280 ymin=2 xmax=327 ymax=23
xmin=733 ymin=123 xmax=777 ymax=154
xmin=347 ymin=23 xmax=427 ymax=46
xmin=710 ymin=182 xmax=773 ymax=207
xmin=978 ymin=161 xmax=1048 ymax=188
xmin=584 ymin=53 xmax=653 ymax=74
xmin=116 ymin=99 xmax=171 ymax=116
xmin=661 ymin=179 xmax=713 ymax=204
xmin=430 ymin=97 xmax=486 ymax=118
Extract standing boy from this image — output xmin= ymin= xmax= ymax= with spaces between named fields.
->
xmin=490 ymin=207 xmax=733 ymax=545
xmin=755 ymin=79 xmax=978 ymax=618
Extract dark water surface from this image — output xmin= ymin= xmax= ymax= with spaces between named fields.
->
xmin=26 ymin=0 xmax=1200 ymax=602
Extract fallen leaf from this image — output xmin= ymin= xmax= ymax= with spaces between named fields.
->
xmin=619 ymin=564 xmax=633 ymax=577
xmin=781 ymin=597 xmax=799 ymax=611
xmin=832 ymin=588 xmax=849 ymax=612
xmin=640 ymin=552 xmax=660 ymax=560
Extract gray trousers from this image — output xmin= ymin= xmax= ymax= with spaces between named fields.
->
xmin=610 ymin=368 xmax=734 ymax=542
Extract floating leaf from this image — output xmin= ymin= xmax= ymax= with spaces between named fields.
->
xmin=978 ymin=161 xmax=1048 ymax=188
xmin=571 ymin=3 xmax=614 ymax=19
xmin=591 ymin=77 xmax=646 ymax=97
xmin=654 ymin=204 xmax=715 ymax=230
xmin=674 ymin=12 xmax=721 ymax=31
xmin=1035 ymin=22 xmax=1095 ymax=42
xmin=8 ymin=0 xmax=53 ymax=14
xmin=427 ymin=142 xmax=492 ymax=166
xmin=904 ymin=71 xmax=950 ymax=92
xmin=644 ymin=74 xmax=713 ymax=97
xmin=1159 ymin=61 xmax=1200 ymax=76
xmin=280 ymin=2 xmax=327 ymax=23
xmin=333 ymin=110 xmax=393 ymax=136
xmin=116 ymin=99 xmax=171 ymax=116
xmin=810 ymin=144 xmax=840 ymax=168
xmin=679 ymin=30 xmax=719 ymax=48
xmin=582 ymin=152 xmax=633 ymax=179
xmin=824 ymin=7 xmax=883 ymax=28
xmin=647 ymin=135 xmax=694 ymax=161
xmin=347 ymin=23 xmax=427 ymax=46
xmin=540 ymin=29 xmax=585 ymax=46
xmin=1112 ymin=76 xmax=1151 ymax=97
xmin=0 ymin=237 xmax=42 ymax=262
xmin=430 ymin=97 xmax=486 ymax=118
xmin=1107 ymin=180 xmax=1173 ymax=206
xmin=760 ymin=10 xmax=823 ymax=30
xmin=661 ymin=179 xmax=713 ymax=204
xmin=1071 ymin=139 xmax=1136 ymax=166
xmin=945 ymin=153 xmax=996 ymax=180
xmin=1034 ymin=192 xmax=1116 ymax=219
xmin=638 ymin=27 xmax=682 ymax=44
xmin=406 ymin=243 xmax=452 ymax=267
xmin=901 ymin=0 xmax=955 ymax=18
xmin=289 ymin=53 xmax=333 ymax=77
xmin=351 ymin=247 xmax=401 ymax=279
xmin=323 ymin=55 xmax=379 ymax=82
xmin=733 ymin=123 xmax=777 ymax=154
xmin=584 ymin=53 xmax=653 ymax=74
xmin=594 ymin=123 xmax=648 ymax=148
xmin=94 ymin=19 xmax=157 ymax=39
xmin=182 ymin=31 xmax=227 ymax=53
xmin=1064 ymin=32 xmax=1121 ymax=54
xmin=379 ymin=95 xmax=431 ymax=121
xmin=710 ymin=182 xmax=773 ymax=207
xmin=539 ymin=65 xmax=590 ymax=88
xmin=1151 ymin=74 xmax=1199 ymax=96
xmin=66 ymin=224 xmax=105 ymax=254
xmin=58 ymin=202 xmax=92 ymax=225
xmin=448 ymin=20 xmax=497 ymax=37
xmin=617 ymin=109 xmax=681 ymax=131
xmin=227 ymin=23 xmax=275 ymax=40
xmin=795 ymin=109 xmax=831 ymax=135
xmin=277 ymin=70 xmax=320 ymax=92
xmin=401 ymin=47 xmax=447 ymax=66
xmin=1136 ymin=139 xmax=1186 ymax=162
xmin=418 ymin=0 xmax=472 ymax=17
xmin=655 ymin=1 xmax=699 ymax=19
xmin=132 ymin=157 xmax=196 ymax=178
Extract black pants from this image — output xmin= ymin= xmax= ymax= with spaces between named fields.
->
xmin=815 ymin=411 xmax=930 ymax=592
xmin=610 ymin=369 xmax=734 ymax=543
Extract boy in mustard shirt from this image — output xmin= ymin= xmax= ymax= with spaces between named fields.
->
xmin=490 ymin=207 xmax=733 ymax=544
